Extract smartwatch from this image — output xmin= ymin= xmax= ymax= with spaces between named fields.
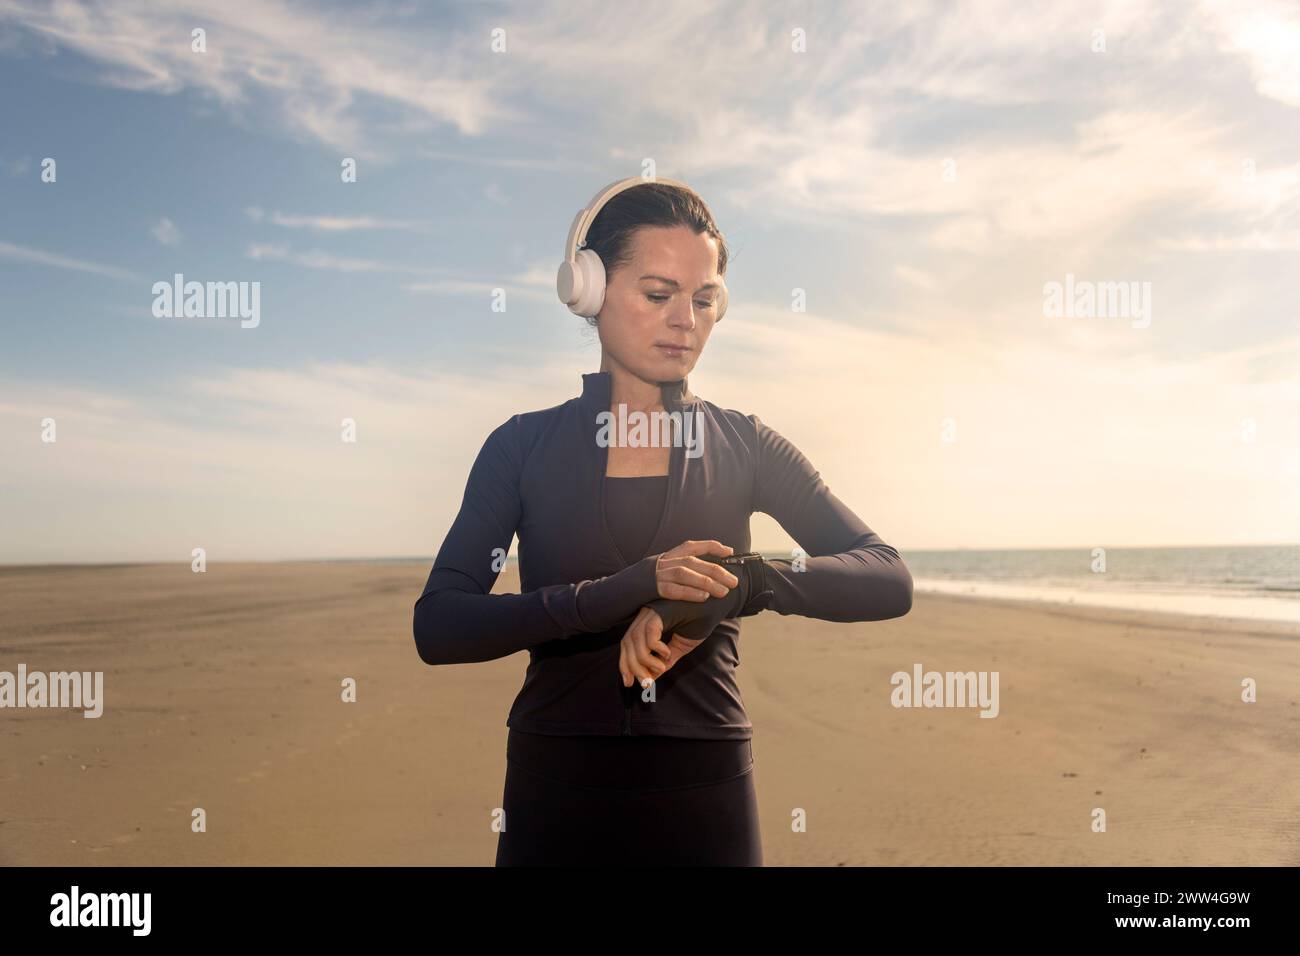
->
xmin=702 ymin=551 xmax=775 ymax=618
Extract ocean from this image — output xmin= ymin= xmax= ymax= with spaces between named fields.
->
xmin=874 ymin=545 xmax=1300 ymax=624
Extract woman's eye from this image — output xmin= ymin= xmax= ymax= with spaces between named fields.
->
xmin=646 ymin=293 xmax=713 ymax=309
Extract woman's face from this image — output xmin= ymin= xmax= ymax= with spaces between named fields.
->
xmin=596 ymin=224 xmax=723 ymax=387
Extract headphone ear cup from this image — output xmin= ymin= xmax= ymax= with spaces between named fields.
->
xmin=556 ymin=259 xmax=581 ymax=311
xmin=574 ymin=248 xmax=607 ymax=317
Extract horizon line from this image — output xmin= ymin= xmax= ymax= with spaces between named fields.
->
xmin=2 ymin=540 xmax=1298 ymax=569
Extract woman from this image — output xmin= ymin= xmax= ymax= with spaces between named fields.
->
xmin=413 ymin=177 xmax=913 ymax=866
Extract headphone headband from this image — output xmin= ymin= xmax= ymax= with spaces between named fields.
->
xmin=562 ymin=176 xmax=692 ymax=264
xmin=556 ymin=175 xmax=727 ymax=320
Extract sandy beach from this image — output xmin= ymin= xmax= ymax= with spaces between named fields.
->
xmin=2 ymin=560 xmax=1297 ymax=866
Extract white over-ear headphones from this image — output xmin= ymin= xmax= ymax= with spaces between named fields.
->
xmin=556 ymin=176 xmax=729 ymax=321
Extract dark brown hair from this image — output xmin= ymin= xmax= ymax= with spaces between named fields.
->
xmin=580 ymin=181 xmax=729 ymax=327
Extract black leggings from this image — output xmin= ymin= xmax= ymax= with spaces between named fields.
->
xmin=494 ymin=729 xmax=763 ymax=866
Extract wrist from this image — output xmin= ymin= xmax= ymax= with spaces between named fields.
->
xmin=574 ymin=554 xmax=661 ymax=631
xmin=739 ymin=557 xmax=774 ymax=616
xmin=700 ymin=551 xmax=773 ymax=617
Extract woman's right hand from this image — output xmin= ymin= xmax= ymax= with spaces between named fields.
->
xmin=654 ymin=540 xmax=740 ymax=602
xmin=618 ymin=605 xmax=705 ymax=689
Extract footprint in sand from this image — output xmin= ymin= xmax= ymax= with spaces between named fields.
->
xmin=87 ymin=833 xmax=138 ymax=853
xmin=236 ymin=760 xmax=274 ymax=784
xmin=335 ymin=721 xmax=363 ymax=745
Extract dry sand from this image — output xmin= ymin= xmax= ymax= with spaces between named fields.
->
xmin=2 ymin=561 xmax=1298 ymax=866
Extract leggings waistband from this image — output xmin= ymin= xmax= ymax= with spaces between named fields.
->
xmin=506 ymin=729 xmax=753 ymax=791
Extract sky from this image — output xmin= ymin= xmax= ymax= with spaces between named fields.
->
xmin=0 ymin=0 xmax=1298 ymax=563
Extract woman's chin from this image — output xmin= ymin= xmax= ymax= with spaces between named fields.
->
xmin=611 ymin=352 xmax=697 ymax=386
xmin=647 ymin=354 xmax=696 ymax=380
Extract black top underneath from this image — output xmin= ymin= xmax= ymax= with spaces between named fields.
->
xmin=603 ymin=475 xmax=669 ymax=562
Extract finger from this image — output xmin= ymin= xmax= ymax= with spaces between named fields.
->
xmin=686 ymin=539 xmax=734 ymax=558
xmin=666 ymin=560 xmax=738 ymax=596
xmin=633 ymin=632 xmax=667 ymax=684
xmin=658 ymin=580 xmax=713 ymax=602
xmin=643 ymin=606 xmax=664 ymax=643
xmin=635 ymin=614 xmax=671 ymax=684
xmin=659 ymin=563 xmax=726 ymax=597
xmin=644 ymin=628 xmax=673 ymax=670
xmin=627 ymin=617 xmax=661 ymax=686
xmin=644 ymin=613 xmax=671 ymax=665
xmin=665 ymin=539 xmax=734 ymax=559
xmin=649 ymin=635 xmax=673 ymax=662
xmin=682 ymin=556 xmax=740 ymax=589
xmin=619 ymin=637 xmax=632 ymax=688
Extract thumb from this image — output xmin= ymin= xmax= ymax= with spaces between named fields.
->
xmin=645 ymin=608 xmax=665 ymax=640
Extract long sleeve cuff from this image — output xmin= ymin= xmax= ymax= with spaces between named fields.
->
xmin=547 ymin=553 xmax=661 ymax=634
xmin=763 ymin=544 xmax=913 ymax=621
xmin=414 ymin=555 xmax=663 ymax=666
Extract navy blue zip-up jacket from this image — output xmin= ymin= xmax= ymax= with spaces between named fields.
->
xmin=413 ymin=371 xmax=912 ymax=740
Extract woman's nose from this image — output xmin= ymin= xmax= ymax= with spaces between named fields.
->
xmin=668 ymin=304 xmax=696 ymax=330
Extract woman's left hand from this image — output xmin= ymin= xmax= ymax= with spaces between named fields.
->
xmin=618 ymin=605 xmax=704 ymax=689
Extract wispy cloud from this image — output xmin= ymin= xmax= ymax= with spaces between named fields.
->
xmin=5 ymin=0 xmax=1298 ymax=248
xmin=0 ymin=0 xmax=514 ymax=158
xmin=1158 ymin=230 xmax=1300 ymax=251
xmin=415 ymin=148 xmax=582 ymax=171
xmin=1201 ymin=0 xmax=1300 ymax=107
xmin=150 ymin=217 xmax=181 ymax=246
xmin=244 ymin=242 xmax=430 ymax=274
xmin=1 ymin=153 xmax=31 ymax=177
xmin=402 ymin=262 xmax=557 ymax=301
xmin=241 ymin=241 xmax=556 ymax=298
xmin=894 ymin=264 xmax=937 ymax=290
xmin=401 ymin=280 xmax=554 ymax=303
xmin=0 ymin=240 xmax=138 ymax=280
xmin=245 ymin=206 xmax=429 ymax=233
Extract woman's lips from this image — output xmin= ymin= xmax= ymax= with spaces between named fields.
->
xmin=654 ymin=344 xmax=691 ymax=358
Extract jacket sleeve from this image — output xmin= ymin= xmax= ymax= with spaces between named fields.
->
xmin=413 ymin=416 xmax=661 ymax=665
xmin=747 ymin=414 xmax=912 ymax=621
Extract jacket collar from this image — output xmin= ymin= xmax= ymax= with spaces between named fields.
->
xmin=580 ymin=370 xmax=696 ymax=412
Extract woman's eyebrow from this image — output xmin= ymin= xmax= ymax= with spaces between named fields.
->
xmin=639 ymin=274 xmax=720 ymax=292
